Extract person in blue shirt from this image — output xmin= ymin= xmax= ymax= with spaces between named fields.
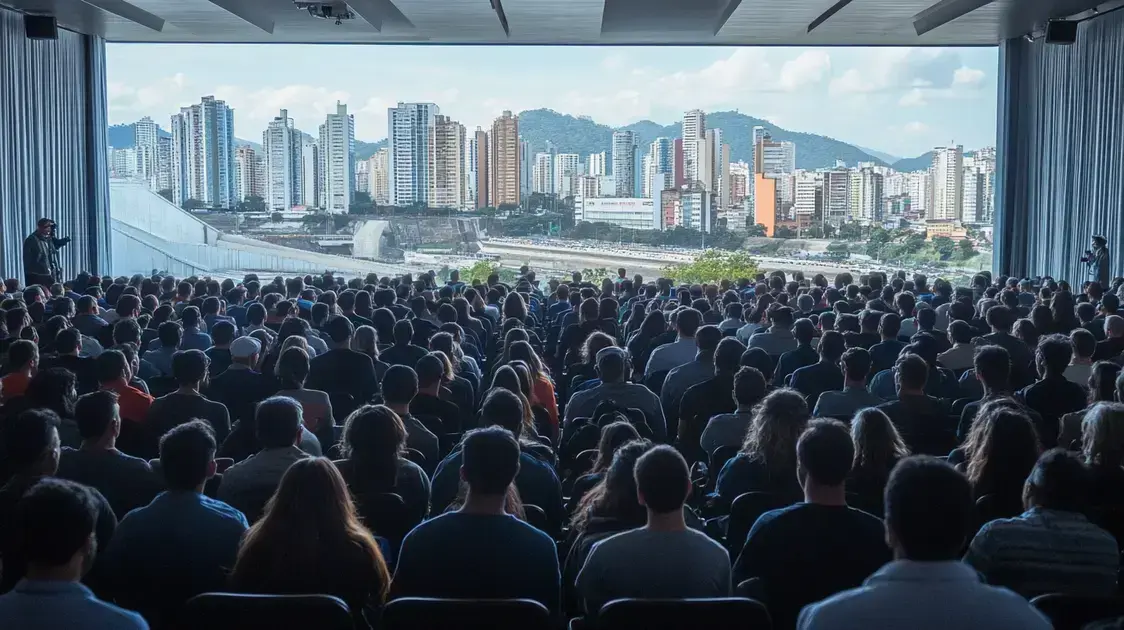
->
xmin=0 ymin=478 xmax=148 ymax=629
xmin=177 ymin=306 xmax=212 ymax=352
xmin=100 ymin=420 xmax=248 ymax=625
xmin=393 ymin=425 xmax=561 ymax=613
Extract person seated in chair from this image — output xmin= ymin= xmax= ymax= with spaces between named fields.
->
xmin=964 ymin=448 xmax=1118 ymax=599
xmin=735 ymin=419 xmax=890 ymax=629
xmin=576 ymin=445 xmax=730 ymax=616
xmin=217 ymin=397 xmax=309 ymax=522
xmin=876 ymin=354 xmax=953 ymax=456
xmin=0 ymin=479 xmax=147 ymax=629
xmin=393 ymin=425 xmax=560 ymax=613
xmin=789 ymin=331 xmax=846 ymax=406
xmin=796 ymin=457 xmax=1051 ymax=630
xmin=565 ymin=347 xmax=666 ymax=442
xmin=813 ymin=348 xmax=884 ymax=419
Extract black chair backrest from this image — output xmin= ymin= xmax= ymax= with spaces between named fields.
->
xmin=182 ymin=592 xmax=353 ymax=630
xmin=644 ymin=370 xmax=670 ymax=396
xmin=1030 ymin=593 xmax=1124 ymax=630
xmin=597 ymin=597 xmax=771 ymax=630
xmin=707 ymin=445 xmax=740 ymax=494
xmin=727 ymin=492 xmax=793 ymax=554
xmin=522 ymin=504 xmax=554 ymax=538
xmin=975 ymin=493 xmax=1023 ymax=530
xmin=382 ymin=597 xmax=550 ymax=630
xmin=357 ymin=492 xmax=413 ymax=544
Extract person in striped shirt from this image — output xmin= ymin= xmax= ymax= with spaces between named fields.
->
xmin=964 ymin=448 xmax=1119 ymax=598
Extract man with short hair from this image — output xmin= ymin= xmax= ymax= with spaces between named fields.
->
xmin=217 ymin=397 xmax=308 ymax=521
xmin=145 ymin=350 xmax=230 ymax=453
xmin=383 ymin=365 xmax=440 ymax=468
xmin=56 ymin=391 xmax=162 ymax=519
xmin=204 ymin=320 xmax=236 ymax=377
xmin=307 ymin=315 xmax=378 ymax=405
xmin=0 ymin=339 xmax=38 ymax=402
xmin=737 ymin=420 xmax=890 ymax=628
xmin=660 ymin=325 xmax=721 ymax=435
xmin=977 ymin=305 xmax=1034 ymax=388
xmin=877 ymin=354 xmax=954 ymax=456
xmin=790 ymin=331 xmax=846 ymax=407
xmin=797 ymin=457 xmax=1052 ymax=629
xmin=1093 ymin=315 xmax=1124 ymax=361
xmin=41 ymin=327 xmax=98 ymax=395
xmin=565 ymin=347 xmax=666 ymax=441
xmin=1064 ymin=328 xmax=1097 ymax=385
xmin=394 ymin=426 xmax=561 ymax=613
xmin=380 ymin=319 xmax=429 ymax=369
xmin=965 ymin=448 xmax=1118 ymax=598
xmin=73 ymin=295 xmax=109 ymax=339
xmin=577 ymin=445 xmax=730 ymax=615
xmin=1018 ymin=335 xmax=1088 ymax=449
xmin=775 ymin=318 xmax=820 ymax=386
xmin=146 ymin=321 xmax=182 ymax=377
xmin=0 ymin=479 xmax=147 ymax=629
xmin=0 ymin=409 xmax=117 ymax=594
xmin=410 ymin=352 xmax=462 ymax=434
xmin=869 ymin=313 xmax=906 ymax=375
xmin=937 ymin=320 xmax=978 ymax=371
xmin=814 ymin=348 xmax=884 ymax=418
xmin=700 ymin=366 xmax=767 ymax=455
xmin=177 ymin=306 xmax=212 ymax=352
xmin=646 ymin=307 xmax=703 ymax=376
xmin=94 ymin=348 xmax=155 ymax=452
xmin=679 ymin=337 xmax=747 ymax=455
xmin=749 ymin=306 xmax=799 ymax=357
xmin=101 ymin=420 xmax=247 ymax=621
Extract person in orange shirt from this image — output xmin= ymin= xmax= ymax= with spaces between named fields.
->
xmin=506 ymin=341 xmax=559 ymax=439
xmin=94 ymin=348 xmax=154 ymax=429
xmin=0 ymin=340 xmax=38 ymax=402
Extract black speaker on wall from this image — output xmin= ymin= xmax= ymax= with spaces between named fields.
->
xmin=1045 ymin=19 xmax=1077 ymax=44
xmin=24 ymin=14 xmax=58 ymax=39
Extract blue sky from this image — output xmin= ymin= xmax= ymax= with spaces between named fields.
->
xmin=106 ymin=45 xmax=998 ymax=159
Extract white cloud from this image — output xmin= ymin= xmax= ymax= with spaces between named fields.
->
xmin=107 ymin=73 xmax=191 ymax=120
xmin=828 ymin=68 xmax=878 ymax=96
xmin=953 ymin=66 xmax=986 ymax=87
xmin=898 ymin=89 xmax=927 ymax=107
xmin=903 ymin=121 xmax=929 ymax=134
xmin=779 ymin=51 xmax=831 ymax=92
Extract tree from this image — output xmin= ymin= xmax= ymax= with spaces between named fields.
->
xmin=662 ymin=250 xmax=760 ymax=285
xmin=804 ymin=225 xmax=824 ymax=239
xmin=746 ymin=223 xmax=768 ymax=237
xmin=826 ymin=242 xmax=851 ymax=260
xmin=270 ymin=212 xmax=284 ymax=222
xmin=774 ymin=226 xmax=797 ymax=239
xmin=838 ymin=222 xmax=863 ymax=240
xmin=181 ymin=198 xmax=204 ymax=211
xmin=958 ymin=238 xmax=977 ymax=260
xmin=349 ymin=191 xmax=375 ymax=215
xmin=236 ymin=195 xmax=267 ymax=213
xmin=157 ymin=189 xmax=174 ymax=203
xmin=932 ymin=236 xmax=956 ymax=260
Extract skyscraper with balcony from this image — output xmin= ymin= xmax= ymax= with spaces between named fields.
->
xmin=489 ymin=111 xmax=520 ymax=208
xmin=520 ymin=139 xmax=532 ymax=200
xmin=554 ymin=153 xmax=581 ymax=198
xmin=533 ymin=153 xmax=553 ymax=194
xmin=169 ymin=96 xmax=235 ymax=208
xmin=300 ymin=138 xmax=319 ymax=208
xmin=134 ymin=116 xmax=159 ymax=188
xmin=234 ymin=145 xmax=264 ymax=203
xmin=682 ymin=109 xmax=705 ymax=185
xmin=645 ymin=137 xmax=674 ymax=200
xmin=928 ymin=145 xmax=964 ymax=221
xmin=318 ymin=102 xmax=355 ymax=214
xmin=474 ymin=128 xmax=489 ymax=209
xmin=611 ymin=131 xmax=637 ymax=197
xmin=822 ymin=169 xmax=852 ymax=225
xmin=368 ymin=147 xmax=389 ymax=205
xmin=587 ymin=151 xmax=607 ymax=177
xmin=262 ymin=109 xmax=303 ymax=211
xmin=388 ymin=102 xmax=438 ymax=207
xmin=431 ymin=115 xmax=466 ymax=210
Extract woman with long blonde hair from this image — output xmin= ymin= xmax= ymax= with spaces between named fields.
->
xmin=230 ymin=457 xmax=391 ymax=614
xmin=715 ymin=388 xmax=810 ymax=504
xmin=847 ymin=407 xmax=910 ymax=510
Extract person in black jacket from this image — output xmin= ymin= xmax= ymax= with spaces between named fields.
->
xmin=22 ymin=218 xmax=70 ymax=287
xmin=790 ymin=331 xmax=846 ymax=406
xmin=307 ymin=316 xmax=378 ymax=407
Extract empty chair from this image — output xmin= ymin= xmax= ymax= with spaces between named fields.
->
xmin=381 ymin=597 xmax=550 ymax=630
xmin=596 ymin=597 xmax=771 ymax=630
xmin=726 ymin=492 xmax=793 ymax=553
xmin=181 ymin=593 xmax=353 ymax=630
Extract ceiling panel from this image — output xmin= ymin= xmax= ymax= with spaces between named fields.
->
xmin=3 ymin=0 xmax=1107 ymax=43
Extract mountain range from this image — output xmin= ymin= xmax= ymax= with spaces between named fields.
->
xmin=109 ymin=110 xmax=955 ymax=173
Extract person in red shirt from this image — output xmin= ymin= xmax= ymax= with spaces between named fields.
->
xmin=94 ymin=349 xmax=155 ymax=457
xmin=0 ymin=340 xmax=38 ymax=402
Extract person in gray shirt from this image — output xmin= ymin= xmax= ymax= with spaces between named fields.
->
xmin=217 ymin=396 xmax=309 ymax=521
xmin=701 ymin=366 xmax=768 ymax=456
xmin=576 ymin=445 xmax=730 ymax=616
xmin=660 ymin=326 xmax=721 ymax=435
xmin=814 ymin=348 xmax=885 ymax=418
xmin=381 ymin=365 xmax=440 ymax=471
xmin=749 ymin=306 xmax=799 ymax=357
xmin=645 ymin=308 xmax=703 ymax=377
xmin=565 ymin=347 xmax=666 ymax=441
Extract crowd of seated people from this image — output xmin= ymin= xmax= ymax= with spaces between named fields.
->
xmin=0 ymin=265 xmax=1123 ymax=629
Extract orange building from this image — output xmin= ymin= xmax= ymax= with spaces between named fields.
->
xmin=754 ymin=174 xmax=777 ymax=236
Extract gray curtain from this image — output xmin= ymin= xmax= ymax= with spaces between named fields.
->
xmin=0 ymin=6 xmax=112 ymax=283
xmin=995 ymin=9 xmax=1124 ymax=285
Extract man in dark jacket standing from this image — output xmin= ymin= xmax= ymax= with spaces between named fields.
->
xmin=23 ymin=218 xmax=70 ymax=287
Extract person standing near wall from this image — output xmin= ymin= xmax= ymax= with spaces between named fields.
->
xmin=23 ymin=218 xmax=70 ymax=287
xmin=1084 ymin=235 xmax=1111 ymax=289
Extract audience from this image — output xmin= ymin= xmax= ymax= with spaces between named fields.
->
xmin=797 ymin=457 xmax=1051 ymax=629
xmin=1019 ymin=334 xmax=1089 ymax=448
xmin=846 ymin=408 xmax=910 ymax=512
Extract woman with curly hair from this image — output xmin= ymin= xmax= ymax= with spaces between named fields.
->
xmin=569 ymin=332 xmax=616 ymax=396
xmin=959 ymin=402 xmax=1041 ymax=515
xmin=847 ymin=407 xmax=910 ymax=513
xmin=1082 ymin=402 xmax=1124 ymax=508
xmin=715 ymin=388 xmax=810 ymax=504
xmin=231 ymin=457 xmax=391 ymax=616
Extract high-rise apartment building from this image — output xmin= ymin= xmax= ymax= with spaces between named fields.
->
xmin=577 ymin=175 xmax=601 ymax=200
xmin=962 ymin=161 xmax=981 ymax=224
xmin=532 ymin=153 xmax=553 ymax=194
xmin=430 ymin=115 xmax=466 ymax=210
xmin=587 ymin=151 xmax=607 ymax=177
xmin=520 ymin=139 xmax=532 ymax=200
xmin=262 ymin=109 xmax=303 ymax=211
xmin=169 ymin=96 xmax=236 ymax=209
xmin=611 ymin=131 xmax=637 ymax=197
xmin=682 ymin=109 xmax=705 ymax=185
xmin=355 ymin=160 xmax=369 ymax=195
xmin=474 ymin=128 xmax=489 ymax=209
xmin=155 ymin=135 xmax=173 ymax=192
xmin=794 ymin=171 xmax=822 ymax=219
xmin=234 ymin=145 xmax=264 ymax=203
xmin=489 ymin=111 xmax=520 ymax=208
xmin=554 ymin=153 xmax=581 ymax=198
xmin=300 ymin=138 xmax=319 ymax=208
xmin=822 ymin=169 xmax=852 ymax=225
xmin=388 ymin=102 xmax=438 ymax=207
xmin=928 ymin=145 xmax=964 ymax=221
xmin=134 ymin=116 xmax=159 ymax=188
xmin=465 ymin=134 xmax=478 ymax=207
xmin=319 ymin=102 xmax=355 ymax=214
xmin=643 ymin=137 xmax=674 ymax=200
xmin=907 ymin=171 xmax=930 ymax=217
xmin=368 ymin=147 xmax=389 ymax=205
xmin=849 ymin=167 xmax=884 ymax=222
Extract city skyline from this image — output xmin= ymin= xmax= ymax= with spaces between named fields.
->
xmin=106 ymin=45 xmax=997 ymax=159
